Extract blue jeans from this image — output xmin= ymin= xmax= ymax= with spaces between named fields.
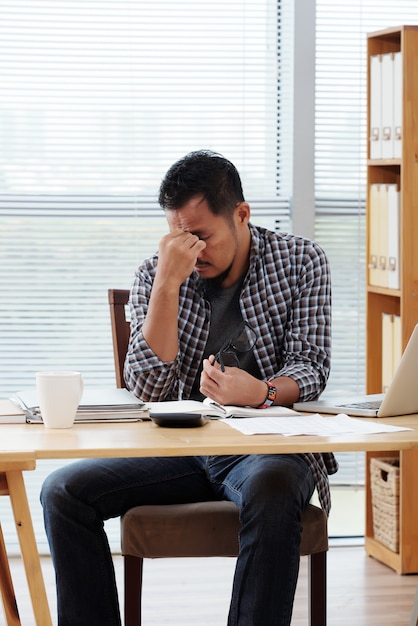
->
xmin=40 ymin=454 xmax=314 ymax=626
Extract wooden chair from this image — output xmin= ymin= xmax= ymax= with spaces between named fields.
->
xmin=108 ymin=288 xmax=328 ymax=626
xmin=0 ymin=451 xmax=52 ymax=626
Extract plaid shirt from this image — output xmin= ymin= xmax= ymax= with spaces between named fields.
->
xmin=125 ymin=223 xmax=338 ymax=514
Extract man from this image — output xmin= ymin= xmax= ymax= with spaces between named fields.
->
xmin=41 ymin=150 xmax=338 ymax=626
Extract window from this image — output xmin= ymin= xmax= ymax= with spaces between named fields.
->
xmin=0 ymin=0 xmax=292 ymax=552
xmin=0 ymin=0 xmax=291 ymax=398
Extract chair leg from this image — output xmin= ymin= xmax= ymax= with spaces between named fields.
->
xmin=124 ymin=555 xmax=144 ymax=626
xmin=0 ymin=523 xmax=21 ymax=626
xmin=308 ymin=550 xmax=327 ymax=626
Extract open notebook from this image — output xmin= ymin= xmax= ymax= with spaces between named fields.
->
xmin=293 ymin=324 xmax=418 ymax=418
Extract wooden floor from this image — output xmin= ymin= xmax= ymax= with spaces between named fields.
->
xmin=3 ymin=545 xmax=418 ymax=625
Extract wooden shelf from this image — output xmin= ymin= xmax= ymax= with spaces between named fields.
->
xmin=365 ymin=25 xmax=418 ymax=574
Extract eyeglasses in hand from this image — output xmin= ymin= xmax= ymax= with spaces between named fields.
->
xmin=212 ymin=321 xmax=257 ymax=372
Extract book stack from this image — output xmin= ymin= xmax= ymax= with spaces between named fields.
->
xmin=7 ymin=387 xmax=149 ymax=424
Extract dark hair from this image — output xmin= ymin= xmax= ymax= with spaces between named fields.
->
xmin=158 ymin=150 xmax=245 ymax=217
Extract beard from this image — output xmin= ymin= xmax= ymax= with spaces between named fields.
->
xmin=195 ymin=259 xmax=235 ymax=295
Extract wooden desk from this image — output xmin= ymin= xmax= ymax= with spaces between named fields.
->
xmin=1 ymin=413 xmax=418 ymax=459
xmin=1 ymin=413 xmax=418 ymax=624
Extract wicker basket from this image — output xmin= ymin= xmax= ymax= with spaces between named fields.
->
xmin=370 ymin=457 xmax=400 ymax=552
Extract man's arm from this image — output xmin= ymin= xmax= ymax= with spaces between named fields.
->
xmin=124 ymin=229 xmax=206 ymax=401
xmin=141 ymin=229 xmax=206 ymax=361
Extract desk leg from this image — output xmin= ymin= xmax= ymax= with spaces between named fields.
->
xmin=6 ymin=470 xmax=53 ymax=626
xmin=0 ymin=523 xmax=21 ymax=625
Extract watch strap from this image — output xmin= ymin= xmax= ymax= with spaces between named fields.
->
xmin=257 ymin=381 xmax=277 ymax=409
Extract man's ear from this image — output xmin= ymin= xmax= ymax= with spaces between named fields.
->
xmin=235 ymin=201 xmax=251 ymax=224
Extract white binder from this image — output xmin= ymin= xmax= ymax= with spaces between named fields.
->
xmin=393 ymin=313 xmax=402 ymax=372
xmin=370 ymin=55 xmax=382 ymax=159
xmin=382 ymin=312 xmax=394 ymax=393
xmin=393 ymin=51 xmax=403 ymax=159
xmin=382 ymin=313 xmax=402 ymax=392
xmin=381 ymin=53 xmax=394 ymax=159
xmin=377 ymin=184 xmax=388 ymax=287
xmin=368 ymin=184 xmax=380 ymax=286
xmin=387 ymin=183 xmax=400 ymax=290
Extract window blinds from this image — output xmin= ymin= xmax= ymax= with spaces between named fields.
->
xmin=0 ymin=0 xmax=291 ymax=400
xmin=0 ymin=0 xmax=291 ymax=552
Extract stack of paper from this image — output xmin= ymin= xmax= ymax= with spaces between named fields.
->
xmin=0 ymin=398 xmax=27 ymax=423
xmin=12 ymin=387 xmax=149 ymax=423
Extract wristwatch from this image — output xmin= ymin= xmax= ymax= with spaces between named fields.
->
xmin=258 ymin=381 xmax=277 ymax=409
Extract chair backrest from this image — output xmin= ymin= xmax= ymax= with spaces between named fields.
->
xmin=108 ymin=289 xmax=130 ymax=389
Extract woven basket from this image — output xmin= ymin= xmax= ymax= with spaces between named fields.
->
xmin=370 ymin=457 xmax=400 ymax=552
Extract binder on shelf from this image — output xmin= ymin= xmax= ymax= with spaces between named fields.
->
xmin=381 ymin=313 xmax=402 ymax=393
xmin=368 ymin=184 xmax=380 ymax=286
xmin=370 ymin=54 xmax=382 ymax=159
xmin=369 ymin=51 xmax=402 ymax=161
xmin=382 ymin=313 xmax=394 ymax=392
xmin=393 ymin=314 xmax=402 ymax=372
xmin=387 ymin=183 xmax=400 ymax=290
xmin=369 ymin=184 xmax=399 ymax=289
xmin=381 ymin=53 xmax=394 ymax=159
xmin=393 ymin=51 xmax=403 ymax=159
xmin=377 ymin=184 xmax=388 ymax=288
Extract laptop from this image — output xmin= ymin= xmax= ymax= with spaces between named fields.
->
xmin=293 ymin=324 xmax=418 ymax=418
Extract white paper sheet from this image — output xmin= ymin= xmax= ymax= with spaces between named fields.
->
xmin=223 ymin=412 xmax=412 ymax=436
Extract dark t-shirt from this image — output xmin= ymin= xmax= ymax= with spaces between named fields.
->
xmin=190 ymin=279 xmax=261 ymax=400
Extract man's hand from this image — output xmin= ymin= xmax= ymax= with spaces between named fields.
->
xmin=200 ymin=358 xmax=301 ymax=407
xmin=200 ymin=358 xmax=267 ymax=407
xmin=157 ymin=229 xmax=206 ymax=287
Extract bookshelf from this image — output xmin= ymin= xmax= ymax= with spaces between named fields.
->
xmin=365 ymin=25 xmax=418 ymax=574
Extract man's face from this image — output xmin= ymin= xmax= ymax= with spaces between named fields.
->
xmin=165 ymin=194 xmax=251 ymax=287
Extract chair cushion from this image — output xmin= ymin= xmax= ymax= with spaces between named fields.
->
xmin=121 ymin=501 xmax=327 ymax=559
xmin=300 ymin=502 xmax=329 ymax=555
xmin=122 ymin=501 xmax=240 ymax=558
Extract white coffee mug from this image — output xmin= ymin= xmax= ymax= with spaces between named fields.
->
xmin=36 ymin=371 xmax=83 ymax=429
